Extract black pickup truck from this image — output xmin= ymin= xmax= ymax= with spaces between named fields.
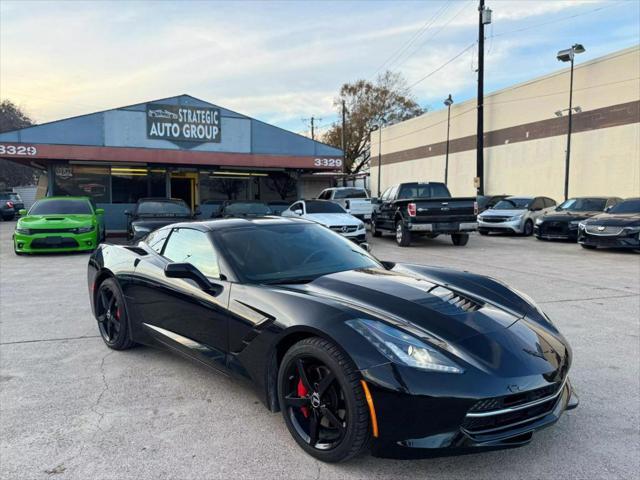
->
xmin=371 ymin=182 xmax=478 ymax=247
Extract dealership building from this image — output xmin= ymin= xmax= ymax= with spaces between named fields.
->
xmin=0 ymin=94 xmax=342 ymax=231
xmin=370 ymin=45 xmax=640 ymax=201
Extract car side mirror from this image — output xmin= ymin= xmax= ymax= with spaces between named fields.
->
xmin=194 ymin=208 xmax=202 ymax=216
xmin=360 ymin=242 xmax=371 ymax=253
xmin=95 ymin=208 xmax=105 ymax=215
xmin=124 ymin=210 xmax=131 ymax=216
xmin=605 ymin=205 xmax=612 ymax=212
xmin=18 ymin=209 xmax=27 ymax=215
xmin=164 ymin=263 xmax=222 ymax=295
xmin=293 ymin=209 xmax=303 ymax=216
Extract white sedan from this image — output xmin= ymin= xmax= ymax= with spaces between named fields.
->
xmin=282 ymin=200 xmax=366 ymax=243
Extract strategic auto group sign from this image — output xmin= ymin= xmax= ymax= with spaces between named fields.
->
xmin=146 ymin=104 xmax=221 ymax=143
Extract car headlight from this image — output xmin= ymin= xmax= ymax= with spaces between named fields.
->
xmin=15 ymin=227 xmax=30 ymax=235
xmin=75 ymin=226 xmax=94 ymax=234
xmin=509 ymin=213 xmax=524 ymax=221
xmin=357 ymin=222 xmax=365 ymax=230
xmin=477 ymin=215 xmax=485 ymax=221
xmin=568 ymin=220 xmax=580 ymax=229
xmin=622 ymin=226 xmax=640 ymax=233
xmin=535 ymin=217 xmax=544 ymax=225
xmin=578 ymin=221 xmax=587 ymax=230
xmin=346 ymin=319 xmax=464 ymax=373
xmin=133 ymin=225 xmax=150 ymax=232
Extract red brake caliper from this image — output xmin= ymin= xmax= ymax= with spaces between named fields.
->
xmin=297 ymin=379 xmax=310 ymax=418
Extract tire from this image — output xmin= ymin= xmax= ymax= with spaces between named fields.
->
xmin=371 ymin=216 xmax=382 ymax=237
xmin=479 ymin=230 xmax=489 ymax=236
xmin=581 ymin=244 xmax=597 ymax=250
xmin=451 ymin=233 xmax=469 ymax=246
xmin=395 ymin=220 xmax=411 ymax=247
xmin=523 ymin=220 xmax=534 ymax=236
xmin=94 ymin=278 xmax=135 ymax=350
xmin=278 ymin=337 xmax=371 ymax=463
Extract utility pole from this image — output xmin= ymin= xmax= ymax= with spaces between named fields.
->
xmin=311 ymin=116 xmax=315 ymax=140
xmin=341 ymin=100 xmax=346 ymax=174
xmin=476 ymin=0 xmax=491 ymax=195
xmin=444 ymin=94 xmax=454 ymax=185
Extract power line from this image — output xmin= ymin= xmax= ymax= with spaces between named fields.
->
xmin=370 ymin=1 xmax=454 ymax=78
xmin=406 ymin=42 xmax=476 ymax=90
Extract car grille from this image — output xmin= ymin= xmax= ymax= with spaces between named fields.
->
xmin=585 ymin=225 xmax=623 ymax=236
xmin=462 ymin=379 xmax=566 ymax=435
xmin=30 ymin=238 xmax=79 ymax=249
xmin=28 ymin=228 xmax=78 ymax=234
xmin=539 ymin=222 xmax=569 ymax=236
xmin=330 ymin=225 xmax=358 ymax=233
xmin=482 ymin=216 xmax=510 ymax=223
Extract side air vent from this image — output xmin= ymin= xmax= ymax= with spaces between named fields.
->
xmin=416 ymin=286 xmax=482 ymax=315
xmin=124 ymin=246 xmax=148 ymax=255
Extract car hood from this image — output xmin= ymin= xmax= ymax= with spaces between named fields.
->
xmin=304 ymin=213 xmax=360 ymax=226
xmin=287 ymin=268 xmax=568 ymax=378
xmin=480 ymin=208 xmax=526 ymax=217
xmin=18 ymin=214 xmax=94 ymax=228
xmin=584 ymin=212 xmax=640 ymax=226
xmin=540 ymin=210 xmax=599 ymax=222
xmin=131 ymin=217 xmax=191 ymax=230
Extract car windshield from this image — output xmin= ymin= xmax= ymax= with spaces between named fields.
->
xmin=217 ymin=223 xmax=380 ymax=283
xmin=30 ymin=199 xmax=92 ymax=215
xmin=224 ymin=202 xmax=272 ymax=216
xmin=609 ymin=199 xmax=640 ymax=214
xmin=333 ymin=189 xmax=368 ymax=199
xmin=557 ymin=198 xmax=607 ymax=211
xmin=493 ymin=198 xmax=532 ymax=210
xmin=137 ymin=200 xmax=190 ymax=216
xmin=305 ymin=200 xmax=345 ymax=214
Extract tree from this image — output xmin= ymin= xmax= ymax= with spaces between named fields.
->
xmin=266 ymin=172 xmax=297 ymax=200
xmin=211 ymin=178 xmax=243 ymax=200
xmin=322 ymin=71 xmax=425 ymax=174
xmin=0 ymin=100 xmax=38 ymax=188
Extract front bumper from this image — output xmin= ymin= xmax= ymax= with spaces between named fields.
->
xmin=478 ymin=217 xmax=523 ymax=233
xmin=534 ymin=223 xmax=579 ymax=240
xmin=13 ymin=230 xmax=98 ymax=253
xmin=578 ymin=229 xmax=640 ymax=249
xmin=361 ymin=362 xmax=577 ymax=458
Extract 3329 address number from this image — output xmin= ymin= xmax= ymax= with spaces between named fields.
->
xmin=0 ymin=144 xmax=38 ymax=156
xmin=314 ymin=158 xmax=343 ymax=168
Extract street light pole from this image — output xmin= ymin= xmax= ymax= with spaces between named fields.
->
xmin=377 ymin=125 xmax=383 ymax=197
xmin=444 ymin=94 xmax=453 ymax=185
xmin=557 ymin=43 xmax=585 ymax=201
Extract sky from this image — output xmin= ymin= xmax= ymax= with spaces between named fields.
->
xmin=1 ymin=0 xmax=638 ymax=136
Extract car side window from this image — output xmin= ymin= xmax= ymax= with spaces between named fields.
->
xmin=531 ymin=198 xmax=544 ymax=210
xmin=544 ymin=197 xmax=556 ymax=208
xmin=388 ymin=186 xmax=399 ymax=201
xmin=145 ymin=227 xmax=171 ymax=254
xmin=380 ymin=188 xmax=391 ymax=201
xmin=162 ymin=228 xmax=220 ymax=279
xmin=318 ymin=190 xmax=331 ymax=200
xmin=290 ymin=201 xmax=303 ymax=213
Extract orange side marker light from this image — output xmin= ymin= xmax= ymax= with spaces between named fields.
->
xmin=360 ymin=380 xmax=379 ymax=438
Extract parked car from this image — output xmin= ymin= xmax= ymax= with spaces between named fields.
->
xmin=477 ymin=194 xmax=509 ymax=213
xmin=317 ymin=187 xmax=373 ymax=221
xmin=282 ymin=199 xmax=366 ymax=243
xmin=126 ymin=197 xmax=196 ymax=241
xmin=267 ymin=201 xmax=291 ymax=216
xmin=577 ymin=197 xmax=640 ymax=250
xmin=535 ymin=197 xmax=621 ymax=241
xmin=213 ymin=201 xmax=273 ymax=218
xmin=0 ymin=194 xmax=16 ymax=220
xmin=371 ymin=182 xmax=477 ymax=247
xmin=478 ymin=196 xmax=556 ymax=236
xmin=88 ymin=216 xmax=577 ymax=462
xmin=13 ymin=196 xmax=104 ymax=254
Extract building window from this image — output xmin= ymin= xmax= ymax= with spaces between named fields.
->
xmin=111 ymin=167 xmax=166 ymax=204
xmin=53 ymin=165 xmax=110 ymax=203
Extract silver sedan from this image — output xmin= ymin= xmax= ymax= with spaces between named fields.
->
xmin=478 ymin=196 xmax=557 ymax=236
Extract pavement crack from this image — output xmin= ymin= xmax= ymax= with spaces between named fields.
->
xmin=90 ymin=350 xmax=115 ymax=432
xmin=0 ymin=335 xmax=101 ymax=345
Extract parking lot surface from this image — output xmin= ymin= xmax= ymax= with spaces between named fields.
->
xmin=1 ymin=220 xmax=639 ymax=479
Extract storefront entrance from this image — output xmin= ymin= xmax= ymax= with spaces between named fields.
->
xmin=170 ymin=172 xmax=198 ymax=211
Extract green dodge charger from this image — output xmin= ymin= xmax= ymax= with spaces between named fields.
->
xmin=13 ymin=196 xmax=104 ymax=255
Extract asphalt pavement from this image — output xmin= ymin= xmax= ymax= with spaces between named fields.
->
xmin=1 ymin=220 xmax=638 ymax=479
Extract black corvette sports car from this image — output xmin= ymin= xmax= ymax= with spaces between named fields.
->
xmin=578 ymin=198 xmax=640 ymax=250
xmin=88 ymin=217 xmax=578 ymax=462
xmin=534 ymin=196 xmax=621 ymax=241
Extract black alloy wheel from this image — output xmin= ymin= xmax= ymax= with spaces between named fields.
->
xmin=371 ymin=216 xmax=382 ymax=237
xmin=95 ymin=278 xmax=135 ymax=350
xmin=523 ymin=220 xmax=534 ymax=236
xmin=278 ymin=338 xmax=370 ymax=462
